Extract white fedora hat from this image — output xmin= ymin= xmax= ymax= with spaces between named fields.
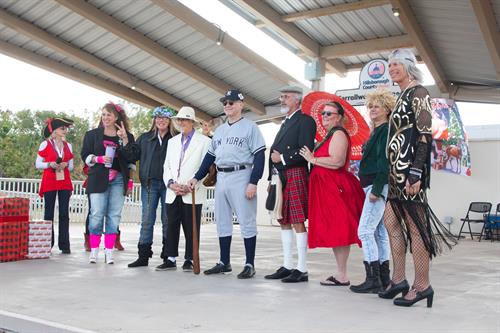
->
xmin=172 ymin=106 xmax=199 ymax=123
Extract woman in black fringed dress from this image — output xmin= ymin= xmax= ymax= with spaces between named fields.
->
xmin=378 ymin=49 xmax=457 ymax=308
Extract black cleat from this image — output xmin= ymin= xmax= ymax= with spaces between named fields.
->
xmin=237 ymin=265 xmax=256 ymax=279
xmin=264 ymin=266 xmax=292 ymax=280
xmin=204 ymin=262 xmax=232 ymax=275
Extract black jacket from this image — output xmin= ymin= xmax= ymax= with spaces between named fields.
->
xmin=121 ymin=130 xmax=172 ymax=187
xmin=80 ymin=127 xmax=135 ymax=195
xmin=268 ymin=110 xmax=316 ymax=181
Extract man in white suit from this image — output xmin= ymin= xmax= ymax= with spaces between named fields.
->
xmin=158 ymin=106 xmax=211 ymax=271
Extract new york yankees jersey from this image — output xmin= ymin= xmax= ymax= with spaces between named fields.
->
xmin=208 ymin=118 xmax=265 ymax=167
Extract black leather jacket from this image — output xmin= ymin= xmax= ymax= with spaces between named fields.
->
xmin=121 ymin=130 xmax=172 ymax=187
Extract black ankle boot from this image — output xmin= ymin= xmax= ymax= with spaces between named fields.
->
xmin=394 ymin=286 xmax=434 ymax=308
xmin=128 ymin=243 xmax=152 ymax=268
xmin=379 ymin=260 xmax=391 ymax=289
xmin=378 ymin=279 xmax=410 ymax=299
xmin=350 ymin=261 xmax=382 ymax=294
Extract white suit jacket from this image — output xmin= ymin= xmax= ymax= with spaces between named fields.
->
xmin=163 ymin=131 xmax=211 ymax=204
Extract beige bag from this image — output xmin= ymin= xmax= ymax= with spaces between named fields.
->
xmin=270 ymin=174 xmax=283 ymax=220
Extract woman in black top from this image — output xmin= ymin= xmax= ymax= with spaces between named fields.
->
xmin=123 ymin=106 xmax=178 ymax=268
xmin=81 ymin=102 xmax=135 ymax=265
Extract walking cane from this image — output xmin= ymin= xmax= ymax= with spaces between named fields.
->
xmin=191 ymin=190 xmax=201 ymax=274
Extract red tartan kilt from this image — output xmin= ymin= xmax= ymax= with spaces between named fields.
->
xmin=279 ymin=167 xmax=308 ymax=225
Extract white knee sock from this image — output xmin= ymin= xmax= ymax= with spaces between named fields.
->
xmin=296 ymin=232 xmax=308 ymax=272
xmin=281 ymin=229 xmax=294 ymax=270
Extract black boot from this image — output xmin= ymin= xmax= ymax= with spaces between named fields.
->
xmin=128 ymin=243 xmax=153 ymax=268
xmin=379 ymin=260 xmax=391 ymax=290
xmin=350 ymin=261 xmax=382 ymax=294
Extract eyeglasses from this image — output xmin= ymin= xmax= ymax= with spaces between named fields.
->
xmin=279 ymin=95 xmax=291 ymax=100
xmin=222 ymin=101 xmax=234 ymax=106
xmin=321 ymin=111 xmax=339 ymax=117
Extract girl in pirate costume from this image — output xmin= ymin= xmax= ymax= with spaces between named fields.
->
xmin=379 ymin=49 xmax=456 ymax=307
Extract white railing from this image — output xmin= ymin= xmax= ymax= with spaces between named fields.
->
xmin=0 ymin=178 xmax=216 ymax=224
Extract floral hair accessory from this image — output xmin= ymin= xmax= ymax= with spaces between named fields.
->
xmin=108 ymin=101 xmax=124 ymax=113
xmin=152 ymin=106 xmax=177 ymax=118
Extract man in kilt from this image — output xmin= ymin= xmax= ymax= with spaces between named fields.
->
xmin=265 ymin=86 xmax=316 ymax=283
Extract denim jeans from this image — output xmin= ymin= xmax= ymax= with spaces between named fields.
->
xmin=357 ymin=184 xmax=390 ymax=262
xmin=44 ymin=189 xmax=71 ymax=251
xmin=89 ymin=173 xmax=125 ymax=235
xmin=139 ymin=179 xmax=167 ymax=245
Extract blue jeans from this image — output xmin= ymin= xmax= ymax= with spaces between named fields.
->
xmin=357 ymin=184 xmax=390 ymax=262
xmin=139 ymin=179 xmax=167 ymax=245
xmin=89 ymin=173 xmax=125 ymax=235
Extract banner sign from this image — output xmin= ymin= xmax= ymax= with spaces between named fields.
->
xmin=430 ymin=99 xmax=471 ymax=176
xmin=336 ymin=59 xmax=399 ymax=106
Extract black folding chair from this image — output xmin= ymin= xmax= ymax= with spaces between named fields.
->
xmin=457 ymin=202 xmax=492 ymax=241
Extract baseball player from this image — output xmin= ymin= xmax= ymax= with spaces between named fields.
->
xmin=265 ymin=86 xmax=316 ymax=283
xmin=188 ymin=89 xmax=266 ymax=279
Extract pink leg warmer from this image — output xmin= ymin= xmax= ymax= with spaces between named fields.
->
xmin=89 ymin=234 xmax=101 ymax=249
xmin=104 ymin=234 xmax=117 ymax=249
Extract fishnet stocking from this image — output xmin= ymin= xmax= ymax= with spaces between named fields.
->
xmin=405 ymin=205 xmax=430 ymax=299
xmin=383 ymin=203 xmax=406 ymax=284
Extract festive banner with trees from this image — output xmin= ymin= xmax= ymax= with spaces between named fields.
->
xmin=430 ymin=99 xmax=471 ymax=176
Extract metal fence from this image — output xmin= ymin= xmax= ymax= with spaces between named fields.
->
xmin=0 ymin=178 xmax=216 ymax=224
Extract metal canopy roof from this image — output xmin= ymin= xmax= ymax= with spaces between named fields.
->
xmin=223 ymin=0 xmax=500 ymax=104
xmin=0 ymin=0 xmax=498 ymax=124
xmin=0 ymin=0 xmax=304 ymax=123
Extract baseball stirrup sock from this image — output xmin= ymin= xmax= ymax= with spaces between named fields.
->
xmin=219 ymin=236 xmax=232 ymax=265
xmin=244 ymin=236 xmax=256 ymax=267
xmin=296 ymin=231 xmax=308 ymax=272
xmin=281 ymin=229 xmax=294 ymax=269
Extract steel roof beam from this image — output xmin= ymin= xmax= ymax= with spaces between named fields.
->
xmin=321 ymin=35 xmax=414 ymax=59
xmin=390 ymin=0 xmax=449 ymax=93
xmin=234 ymin=0 xmax=347 ymax=77
xmin=151 ymin=0 xmax=300 ymax=87
xmin=56 ymin=0 xmax=265 ymax=116
xmin=282 ymin=0 xmax=389 ymax=22
xmin=0 ymin=8 xmax=212 ymax=121
xmin=470 ymin=0 xmax=500 ymax=79
xmin=0 ymin=40 xmax=160 ymax=109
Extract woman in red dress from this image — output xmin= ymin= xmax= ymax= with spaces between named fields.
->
xmin=36 ymin=117 xmax=74 ymax=254
xmin=300 ymin=102 xmax=365 ymax=286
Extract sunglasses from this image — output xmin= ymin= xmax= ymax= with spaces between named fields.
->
xmin=222 ymin=101 xmax=235 ymax=106
xmin=321 ymin=111 xmax=338 ymax=117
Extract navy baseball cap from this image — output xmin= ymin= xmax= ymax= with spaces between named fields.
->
xmin=220 ymin=89 xmax=245 ymax=103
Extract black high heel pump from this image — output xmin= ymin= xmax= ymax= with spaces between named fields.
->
xmin=378 ymin=279 xmax=410 ymax=299
xmin=393 ymin=286 xmax=434 ymax=308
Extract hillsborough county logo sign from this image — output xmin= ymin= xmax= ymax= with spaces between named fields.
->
xmin=367 ymin=61 xmax=385 ymax=79
xmin=336 ymin=59 xmax=400 ymax=106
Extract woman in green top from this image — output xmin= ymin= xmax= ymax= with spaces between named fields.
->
xmin=350 ymin=89 xmax=396 ymax=294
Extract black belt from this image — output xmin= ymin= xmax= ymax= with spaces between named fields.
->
xmin=216 ymin=165 xmax=247 ymax=172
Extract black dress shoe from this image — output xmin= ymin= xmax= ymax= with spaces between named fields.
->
xmin=394 ymin=286 xmax=434 ymax=308
xmin=204 ymin=262 xmax=232 ymax=275
xmin=182 ymin=260 xmax=193 ymax=271
xmin=237 ymin=265 xmax=256 ymax=279
xmin=378 ymin=279 xmax=410 ymax=299
xmin=281 ymin=269 xmax=308 ymax=283
xmin=155 ymin=260 xmax=176 ymax=271
xmin=264 ymin=266 xmax=292 ymax=280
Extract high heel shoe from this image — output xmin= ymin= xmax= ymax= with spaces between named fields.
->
xmin=378 ymin=279 xmax=410 ymax=299
xmin=394 ymin=286 xmax=434 ymax=308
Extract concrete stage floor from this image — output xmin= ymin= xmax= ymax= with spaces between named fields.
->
xmin=1 ymin=223 xmax=499 ymax=333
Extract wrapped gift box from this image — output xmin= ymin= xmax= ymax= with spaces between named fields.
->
xmin=26 ymin=220 xmax=52 ymax=259
xmin=0 ymin=197 xmax=30 ymax=262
